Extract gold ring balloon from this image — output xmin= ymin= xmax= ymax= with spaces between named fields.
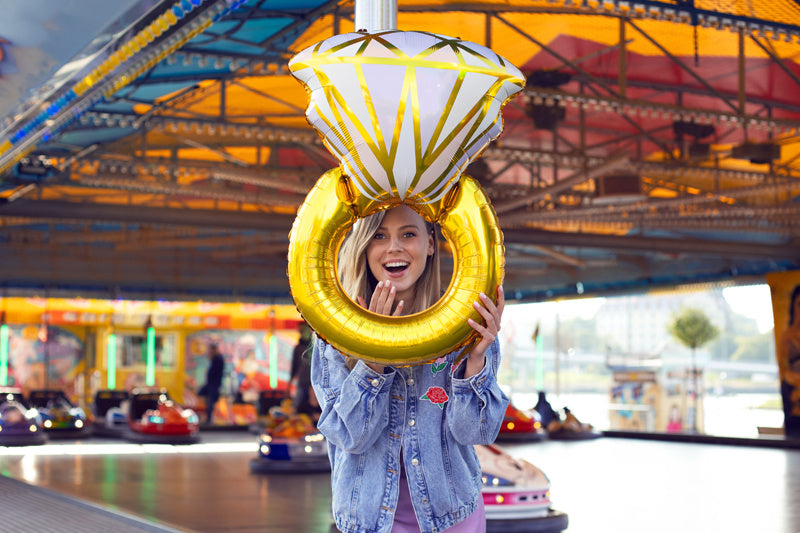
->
xmin=288 ymin=30 xmax=524 ymax=365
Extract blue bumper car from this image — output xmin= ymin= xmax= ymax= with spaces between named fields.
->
xmin=28 ymin=389 xmax=90 ymax=438
xmin=250 ymin=413 xmax=329 ymax=473
xmin=91 ymin=389 xmax=130 ymax=438
xmin=0 ymin=388 xmax=47 ymax=446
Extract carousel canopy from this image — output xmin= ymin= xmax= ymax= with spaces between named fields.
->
xmin=0 ymin=0 xmax=799 ymax=302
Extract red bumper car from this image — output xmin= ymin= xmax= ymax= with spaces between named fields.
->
xmin=496 ymin=403 xmax=547 ymax=442
xmin=125 ymin=388 xmax=200 ymax=444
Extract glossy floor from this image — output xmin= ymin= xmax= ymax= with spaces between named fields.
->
xmin=0 ymin=431 xmax=798 ymax=533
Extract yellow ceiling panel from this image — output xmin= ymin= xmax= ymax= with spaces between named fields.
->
xmin=180 ymin=75 xmax=308 ymax=120
xmin=290 ymin=6 xmax=798 ymax=68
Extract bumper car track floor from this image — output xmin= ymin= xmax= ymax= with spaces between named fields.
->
xmin=1 ymin=431 xmax=799 ymax=533
xmin=0 ymin=475 xmax=184 ymax=533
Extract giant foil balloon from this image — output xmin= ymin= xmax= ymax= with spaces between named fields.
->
xmin=288 ymin=30 xmax=524 ymax=365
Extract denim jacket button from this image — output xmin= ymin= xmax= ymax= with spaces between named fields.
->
xmin=411 ymin=458 xmax=419 ymax=466
xmin=408 ymin=419 xmax=415 ymax=427
xmin=371 ymin=378 xmax=380 ymax=387
xmin=407 ymin=378 xmax=414 ymax=386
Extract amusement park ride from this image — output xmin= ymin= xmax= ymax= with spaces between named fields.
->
xmin=0 ymin=0 xmax=797 ymax=304
xmin=3 ymin=3 xmax=799 ymax=532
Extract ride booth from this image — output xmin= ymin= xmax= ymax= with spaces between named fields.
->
xmin=608 ymin=359 xmax=704 ymax=434
xmin=0 ymin=297 xmax=304 ymax=429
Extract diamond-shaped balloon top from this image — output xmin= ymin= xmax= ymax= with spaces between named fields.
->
xmin=289 ymin=30 xmax=524 ymax=205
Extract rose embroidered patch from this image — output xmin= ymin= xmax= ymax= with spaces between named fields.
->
xmin=430 ymin=357 xmax=448 ymax=376
xmin=420 ymin=386 xmax=449 ymax=409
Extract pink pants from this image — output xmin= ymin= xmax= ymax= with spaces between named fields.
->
xmin=391 ymin=462 xmax=486 ymax=533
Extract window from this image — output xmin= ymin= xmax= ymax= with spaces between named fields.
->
xmin=113 ymin=332 xmax=176 ymax=369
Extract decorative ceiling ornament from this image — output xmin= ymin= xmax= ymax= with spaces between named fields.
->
xmin=289 ymin=30 xmax=524 ymax=209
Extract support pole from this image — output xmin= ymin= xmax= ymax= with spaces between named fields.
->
xmin=354 ymin=0 xmax=397 ymax=32
xmin=107 ymin=331 xmax=117 ymax=389
xmin=0 ymin=323 xmax=8 ymax=386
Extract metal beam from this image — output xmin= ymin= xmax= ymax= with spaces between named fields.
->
xmin=0 ymin=200 xmax=296 ymax=232
xmin=502 ymin=227 xmax=800 ymax=260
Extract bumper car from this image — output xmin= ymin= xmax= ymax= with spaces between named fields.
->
xmin=0 ymin=387 xmax=47 ymax=446
xmin=476 ymin=444 xmax=569 ymax=533
xmin=249 ymin=389 xmax=291 ymax=434
xmin=28 ymin=389 xmax=91 ymax=438
xmin=124 ymin=388 xmax=200 ymax=444
xmin=545 ymin=407 xmax=602 ymax=441
xmin=91 ymin=389 xmax=130 ymax=438
xmin=496 ymin=403 xmax=547 ymax=442
xmin=249 ymin=411 xmax=329 ymax=473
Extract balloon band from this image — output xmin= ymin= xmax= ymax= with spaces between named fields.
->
xmin=287 ymin=169 xmax=504 ymax=366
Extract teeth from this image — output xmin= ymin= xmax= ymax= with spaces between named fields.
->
xmin=385 ymin=261 xmax=408 ymax=268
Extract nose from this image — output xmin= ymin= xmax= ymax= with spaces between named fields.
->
xmin=387 ymin=235 xmax=403 ymax=252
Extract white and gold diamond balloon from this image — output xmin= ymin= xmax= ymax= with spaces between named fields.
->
xmin=289 ymin=30 xmax=524 ymax=206
xmin=287 ymin=30 xmax=524 ymax=365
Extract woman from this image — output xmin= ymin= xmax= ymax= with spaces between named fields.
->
xmin=311 ymin=205 xmax=508 ymax=533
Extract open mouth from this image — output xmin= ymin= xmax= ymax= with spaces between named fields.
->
xmin=384 ymin=261 xmax=409 ymax=274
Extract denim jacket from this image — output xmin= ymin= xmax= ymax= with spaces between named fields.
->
xmin=311 ymin=336 xmax=508 ymax=533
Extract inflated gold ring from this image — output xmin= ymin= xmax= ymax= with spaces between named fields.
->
xmin=287 ymin=168 xmax=504 ymax=366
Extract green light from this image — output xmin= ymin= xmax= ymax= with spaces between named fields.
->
xmin=107 ymin=332 xmax=117 ymax=389
xmin=269 ymin=334 xmax=278 ymax=389
xmin=0 ymin=324 xmax=8 ymax=386
xmin=146 ymin=326 xmax=155 ymax=386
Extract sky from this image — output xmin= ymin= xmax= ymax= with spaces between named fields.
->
xmin=721 ymin=284 xmax=774 ymax=333
xmin=503 ymin=283 xmax=776 ymax=336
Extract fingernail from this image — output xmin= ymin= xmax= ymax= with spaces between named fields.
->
xmin=377 ymin=281 xmax=383 ymax=288
xmin=479 ymin=292 xmax=487 ymax=299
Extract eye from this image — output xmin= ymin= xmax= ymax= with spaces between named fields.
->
xmin=403 ymin=231 xmax=417 ymax=239
xmin=372 ymin=232 xmax=386 ymax=240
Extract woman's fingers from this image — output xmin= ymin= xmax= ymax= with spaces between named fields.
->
xmin=467 ymin=286 xmax=505 ymax=353
xmin=369 ymin=281 xmax=396 ymax=316
xmin=472 ymin=300 xmax=496 ymax=332
xmin=495 ymin=285 xmax=505 ymax=318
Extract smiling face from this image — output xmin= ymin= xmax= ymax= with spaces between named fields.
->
xmin=366 ymin=205 xmax=434 ymax=306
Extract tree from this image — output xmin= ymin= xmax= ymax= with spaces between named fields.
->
xmin=669 ymin=307 xmax=720 ymax=350
xmin=668 ymin=307 xmax=720 ymax=432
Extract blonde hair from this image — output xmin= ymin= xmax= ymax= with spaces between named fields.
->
xmin=337 ymin=207 xmax=441 ymax=368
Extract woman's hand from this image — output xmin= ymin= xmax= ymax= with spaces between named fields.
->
xmin=356 ymin=280 xmax=405 ymax=317
xmin=465 ymin=285 xmax=504 ymax=378
xmin=356 ymin=281 xmax=404 ymax=373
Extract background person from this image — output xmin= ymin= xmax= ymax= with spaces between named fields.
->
xmin=200 ymin=342 xmax=225 ymax=424
xmin=290 ymin=322 xmax=316 ymax=416
xmin=311 ymin=205 xmax=508 ymax=533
